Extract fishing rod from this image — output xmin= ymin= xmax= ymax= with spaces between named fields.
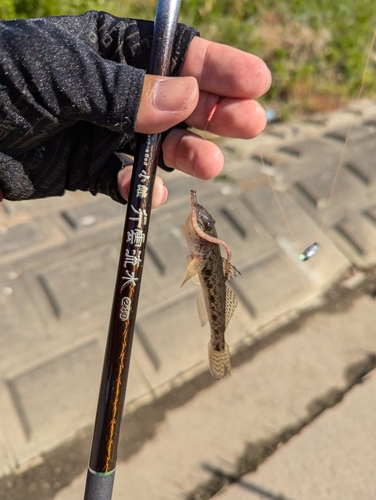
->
xmin=83 ymin=0 xmax=182 ymax=498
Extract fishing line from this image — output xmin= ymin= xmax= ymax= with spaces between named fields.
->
xmin=253 ymin=143 xmax=318 ymax=260
xmin=254 ymin=141 xmax=317 ymax=260
xmin=200 ymin=95 xmax=303 ymax=256
xmin=255 ymin=27 xmax=376 ymax=262
xmin=257 ymin=149 xmax=296 ymax=243
xmin=192 ymin=95 xmax=226 ymax=203
xmin=318 ymin=27 xmax=376 ymax=235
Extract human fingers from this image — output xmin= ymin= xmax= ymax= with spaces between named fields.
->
xmin=135 ymin=75 xmax=199 ymax=134
xmin=161 ymin=128 xmax=224 ymax=179
xmin=181 ymin=37 xmax=271 ymax=99
xmin=186 ymin=92 xmax=267 ymax=138
xmin=117 ymin=166 xmax=168 ymax=209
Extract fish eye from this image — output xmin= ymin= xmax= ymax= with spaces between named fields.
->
xmin=205 ymin=220 xmax=213 ymax=230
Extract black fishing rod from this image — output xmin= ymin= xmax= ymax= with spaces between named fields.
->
xmin=84 ymin=1 xmax=182 ymax=498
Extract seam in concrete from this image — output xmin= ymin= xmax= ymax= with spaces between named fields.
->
xmin=0 ymin=269 xmax=373 ymax=500
xmin=185 ymin=354 xmax=376 ymax=500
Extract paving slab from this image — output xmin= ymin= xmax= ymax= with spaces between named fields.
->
xmin=0 ymin=100 xmax=376 ymax=494
xmin=54 ymin=294 xmax=376 ymax=500
xmin=214 ymin=370 xmax=376 ymax=500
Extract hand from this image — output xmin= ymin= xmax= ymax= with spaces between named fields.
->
xmin=0 ymin=14 xmax=270 ymax=205
xmin=119 ymin=36 xmax=271 ymax=208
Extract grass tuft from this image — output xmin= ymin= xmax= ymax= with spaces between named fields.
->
xmin=4 ymin=0 xmax=376 ymax=119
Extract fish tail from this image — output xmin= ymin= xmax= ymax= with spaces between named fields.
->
xmin=207 ymin=341 xmax=231 ymax=380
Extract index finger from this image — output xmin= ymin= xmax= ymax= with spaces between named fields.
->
xmin=180 ymin=37 xmax=271 ymax=99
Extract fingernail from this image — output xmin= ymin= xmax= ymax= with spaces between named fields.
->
xmin=266 ymin=68 xmax=272 ymax=91
xmin=152 ymin=78 xmax=197 ymax=111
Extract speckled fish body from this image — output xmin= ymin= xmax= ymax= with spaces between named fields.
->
xmin=181 ymin=193 xmax=239 ymax=380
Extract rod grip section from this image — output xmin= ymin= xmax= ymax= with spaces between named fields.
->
xmin=84 ymin=468 xmax=115 ymax=500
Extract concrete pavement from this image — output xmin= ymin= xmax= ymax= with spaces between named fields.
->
xmin=1 ymin=99 xmax=376 ymax=499
xmin=214 ymin=368 xmax=376 ymax=500
xmin=55 ymin=294 xmax=376 ymax=500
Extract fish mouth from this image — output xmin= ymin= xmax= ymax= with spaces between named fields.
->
xmin=189 ymin=190 xmax=216 ymax=232
xmin=190 ymin=189 xmax=198 ymax=206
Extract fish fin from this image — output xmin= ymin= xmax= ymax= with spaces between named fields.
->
xmin=208 ymin=342 xmax=231 ymax=380
xmin=222 ymin=258 xmax=241 ymax=281
xmin=196 ymin=289 xmax=208 ymax=326
xmin=225 ymin=286 xmax=238 ymax=330
xmin=181 ymin=257 xmax=206 ymax=287
xmin=186 ymin=256 xmax=201 ymax=285
xmin=192 ymin=274 xmax=201 ymax=285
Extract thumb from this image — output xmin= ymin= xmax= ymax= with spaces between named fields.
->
xmin=135 ymin=75 xmax=199 ymax=134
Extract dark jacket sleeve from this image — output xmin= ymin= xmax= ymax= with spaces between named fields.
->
xmin=0 ymin=11 xmax=199 ymax=203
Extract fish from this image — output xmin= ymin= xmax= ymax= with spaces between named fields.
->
xmin=181 ymin=190 xmax=240 ymax=380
